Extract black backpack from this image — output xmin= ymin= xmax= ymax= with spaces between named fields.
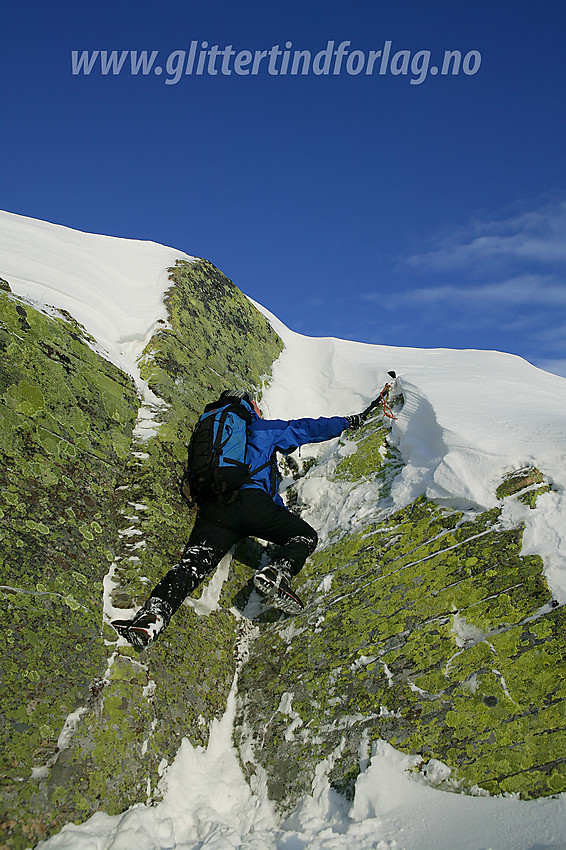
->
xmin=181 ymin=392 xmax=270 ymax=506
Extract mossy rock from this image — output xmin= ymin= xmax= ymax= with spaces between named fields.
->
xmin=0 ymin=260 xmax=284 ymax=849
xmin=0 ymin=287 xmax=139 ymax=848
xmin=3 ymin=256 xmax=564 ymax=846
xmin=496 ymin=466 xmax=545 ymax=498
xmin=496 ymin=466 xmax=553 ymax=509
xmin=109 ymin=258 xmax=283 ymax=611
xmin=235 ymin=419 xmax=565 ymax=812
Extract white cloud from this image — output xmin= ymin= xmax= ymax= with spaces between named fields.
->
xmin=387 ymin=274 xmax=566 ymax=308
xmin=357 ymin=197 xmax=566 ymax=361
xmin=404 ymin=199 xmax=566 ymax=273
xmin=365 ymin=273 xmax=566 ymax=312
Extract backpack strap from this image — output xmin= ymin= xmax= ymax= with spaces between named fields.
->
xmin=239 ymin=456 xmax=272 ymax=483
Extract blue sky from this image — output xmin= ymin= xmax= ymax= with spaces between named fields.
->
xmin=2 ymin=1 xmax=566 ymax=375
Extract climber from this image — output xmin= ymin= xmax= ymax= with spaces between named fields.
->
xmin=112 ymin=389 xmax=368 ymax=649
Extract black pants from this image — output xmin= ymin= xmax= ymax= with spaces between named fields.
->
xmin=146 ymin=489 xmax=318 ymax=623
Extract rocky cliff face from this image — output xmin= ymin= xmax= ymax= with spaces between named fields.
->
xmin=1 ymin=259 xmax=564 ymax=850
xmin=235 ymin=413 xmax=565 ymax=811
xmin=0 ymin=260 xmax=282 ymax=849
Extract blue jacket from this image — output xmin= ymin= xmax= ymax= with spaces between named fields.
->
xmin=243 ymin=414 xmax=349 ymax=505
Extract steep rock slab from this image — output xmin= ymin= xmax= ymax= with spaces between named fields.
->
xmin=235 ymin=412 xmax=565 ymax=812
xmin=70 ymin=258 xmax=283 ymax=828
xmin=0 ymin=287 xmax=138 ymax=847
xmin=0 ymin=260 xmax=283 ymax=848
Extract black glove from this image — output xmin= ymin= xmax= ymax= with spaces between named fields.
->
xmin=346 ymin=414 xmax=363 ymax=429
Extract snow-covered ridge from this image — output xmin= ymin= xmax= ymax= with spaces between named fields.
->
xmin=0 ymin=210 xmax=194 ymax=383
xmin=2 ymin=210 xmax=566 ymax=598
xmin=255 ymin=297 xmax=566 ymax=506
xmin=253 ymin=297 xmax=566 ymax=600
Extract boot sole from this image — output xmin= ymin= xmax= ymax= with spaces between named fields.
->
xmin=111 ymin=620 xmax=152 ymax=649
xmin=253 ymin=574 xmax=305 ymax=615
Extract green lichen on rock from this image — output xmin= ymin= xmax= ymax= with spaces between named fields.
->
xmin=496 ymin=466 xmax=544 ymax=499
xmin=332 ymin=414 xmax=405 ymax=501
xmin=3 ymin=252 xmax=565 ymax=846
xmin=49 ymin=605 xmax=239 ymax=820
xmin=141 ymin=258 xmax=283 ymax=420
xmin=235 ymin=414 xmax=565 ymax=812
xmin=109 ymin=258 xmax=283 ymax=612
xmin=87 ymin=258 xmax=283 ymax=823
xmin=333 ymin=418 xmax=389 ymax=482
xmin=0 ymin=288 xmax=139 ymax=848
xmin=495 ymin=466 xmax=553 ymax=509
xmin=0 ymin=259 xmax=284 ymax=849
